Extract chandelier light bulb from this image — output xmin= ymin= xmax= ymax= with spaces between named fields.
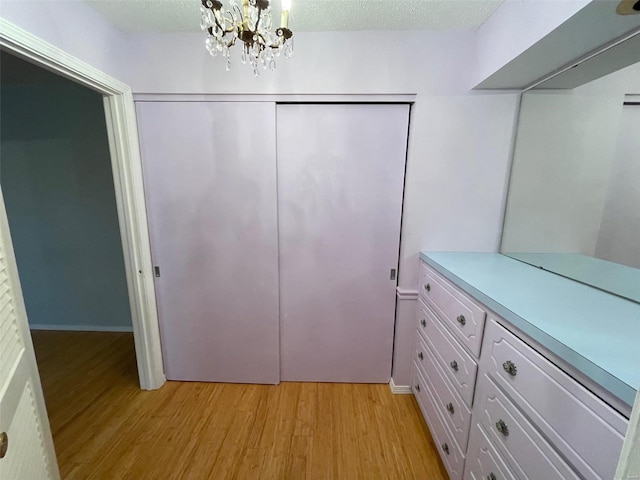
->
xmin=200 ymin=0 xmax=293 ymax=76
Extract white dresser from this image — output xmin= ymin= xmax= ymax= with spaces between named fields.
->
xmin=411 ymin=253 xmax=636 ymax=480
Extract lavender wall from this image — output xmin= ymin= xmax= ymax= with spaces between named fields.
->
xmin=0 ymin=7 xmax=520 ymax=386
xmin=472 ymin=0 xmax=590 ymax=88
xmin=121 ymin=30 xmax=519 ymax=386
xmin=0 ymin=0 xmax=130 ymax=83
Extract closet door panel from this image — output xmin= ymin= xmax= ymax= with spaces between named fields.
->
xmin=277 ymin=104 xmax=409 ymax=382
xmin=136 ymin=101 xmax=279 ymax=384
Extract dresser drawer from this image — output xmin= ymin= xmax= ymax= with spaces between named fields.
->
xmin=418 ymin=299 xmax=478 ymax=408
xmin=465 ymin=424 xmax=516 ymax=480
xmin=475 ymin=374 xmax=580 ymax=480
xmin=412 ymin=364 xmax=465 ymax=480
xmin=416 ymin=333 xmax=472 ymax=452
xmin=482 ymin=319 xmax=628 ymax=480
xmin=419 ymin=261 xmax=486 ymax=356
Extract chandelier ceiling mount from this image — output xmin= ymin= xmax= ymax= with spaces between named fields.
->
xmin=200 ymin=0 xmax=293 ymax=76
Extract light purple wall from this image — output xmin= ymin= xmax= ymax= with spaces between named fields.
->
xmin=471 ymin=0 xmax=590 ymax=88
xmin=0 ymin=0 xmax=130 ymax=83
xmin=393 ymin=94 xmax=518 ymax=386
xmin=122 ymin=30 xmax=520 ymax=276
xmin=124 ymin=30 xmax=475 ymax=94
xmin=1 ymin=9 xmax=520 ymax=386
xmin=122 ymin=30 xmax=520 ymax=385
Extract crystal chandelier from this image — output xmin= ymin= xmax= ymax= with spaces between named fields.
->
xmin=200 ymin=0 xmax=293 ymax=76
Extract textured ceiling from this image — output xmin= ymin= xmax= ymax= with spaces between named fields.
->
xmin=84 ymin=0 xmax=505 ymax=33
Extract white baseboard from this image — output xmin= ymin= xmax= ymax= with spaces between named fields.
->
xmin=29 ymin=324 xmax=133 ymax=333
xmin=389 ymin=378 xmax=413 ymax=394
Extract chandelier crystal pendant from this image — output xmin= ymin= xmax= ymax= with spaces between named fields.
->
xmin=200 ymin=0 xmax=293 ymax=76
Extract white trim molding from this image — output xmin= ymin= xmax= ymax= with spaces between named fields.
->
xmin=133 ymin=93 xmax=417 ymax=103
xmin=29 ymin=325 xmax=134 ymax=333
xmin=396 ymin=287 xmax=419 ymax=301
xmin=389 ymin=378 xmax=413 ymax=394
xmin=0 ymin=18 xmax=165 ymax=390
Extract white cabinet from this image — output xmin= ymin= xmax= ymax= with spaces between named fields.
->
xmin=413 ymin=264 xmax=485 ymax=480
xmin=417 ymin=301 xmax=478 ymax=407
xmin=419 ymin=261 xmax=487 ymax=357
xmin=413 ymin=366 xmax=466 ymax=480
xmin=473 ymin=370 xmax=580 ymax=480
xmin=465 ymin=424 xmax=516 ymax=480
xmin=481 ymin=319 xmax=627 ymax=480
xmin=417 ymin=325 xmax=472 ymax=453
xmin=413 ymin=259 xmax=629 ymax=480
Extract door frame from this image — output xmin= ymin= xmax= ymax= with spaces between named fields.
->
xmin=0 ymin=19 xmax=165 ymax=390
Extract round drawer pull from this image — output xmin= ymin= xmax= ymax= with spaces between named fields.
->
xmin=450 ymin=360 xmax=459 ymax=372
xmin=414 ymin=384 xmax=420 ymax=393
xmin=420 ymin=319 xmax=427 ymax=328
xmin=496 ymin=419 xmax=509 ymax=437
xmin=456 ymin=315 xmax=466 ymax=326
xmin=441 ymin=442 xmax=450 ymax=455
xmin=0 ymin=432 xmax=8 ymax=459
xmin=502 ymin=360 xmax=517 ymax=377
xmin=446 ymin=402 xmax=455 ymax=415
xmin=487 ymin=474 xmax=497 ymax=480
xmin=418 ymin=351 xmax=424 ymax=361
xmin=424 ymin=283 xmax=431 ymax=292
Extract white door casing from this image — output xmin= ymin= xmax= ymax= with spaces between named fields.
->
xmin=277 ymin=103 xmax=410 ymax=382
xmin=0 ymin=188 xmax=60 ymax=479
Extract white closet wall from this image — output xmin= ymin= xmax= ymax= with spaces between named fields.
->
xmin=277 ymin=104 xmax=409 ymax=382
xmin=136 ymin=101 xmax=409 ymax=383
xmin=136 ymin=101 xmax=280 ymax=384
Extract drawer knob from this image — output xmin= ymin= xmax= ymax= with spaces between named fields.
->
xmin=441 ymin=442 xmax=450 ymax=455
xmin=424 ymin=283 xmax=431 ymax=292
xmin=456 ymin=314 xmax=466 ymax=326
xmin=450 ymin=360 xmax=459 ymax=372
xmin=414 ymin=384 xmax=420 ymax=392
xmin=496 ymin=419 xmax=509 ymax=437
xmin=0 ymin=432 xmax=7 ymax=459
xmin=420 ymin=319 xmax=427 ymax=328
xmin=487 ymin=474 xmax=497 ymax=480
xmin=418 ymin=351 xmax=424 ymax=361
xmin=446 ymin=402 xmax=455 ymax=415
xmin=502 ymin=360 xmax=517 ymax=377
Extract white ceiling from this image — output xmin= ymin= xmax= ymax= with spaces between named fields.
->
xmin=84 ymin=0 xmax=505 ymax=33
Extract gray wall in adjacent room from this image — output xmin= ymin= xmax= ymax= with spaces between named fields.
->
xmin=0 ymin=53 xmax=132 ymax=330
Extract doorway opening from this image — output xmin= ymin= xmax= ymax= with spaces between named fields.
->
xmin=0 ymin=48 xmax=141 ymax=465
xmin=1 ymin=52 xmax=133 ymax=334
xmin=0 ymin=24 xmax=165 ymax=392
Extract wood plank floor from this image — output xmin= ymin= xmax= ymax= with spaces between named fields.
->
xmin=31 ymin=331 xmax=448 ymax=480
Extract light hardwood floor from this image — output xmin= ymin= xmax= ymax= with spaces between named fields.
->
xmin=31 ymin=331 xmax=448 ymax=480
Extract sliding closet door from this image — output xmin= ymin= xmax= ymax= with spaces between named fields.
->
xmin=277 ymin=104 xmax=409 ymax=382
xmin=136 ymin=102 xmax=279 ymax=384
